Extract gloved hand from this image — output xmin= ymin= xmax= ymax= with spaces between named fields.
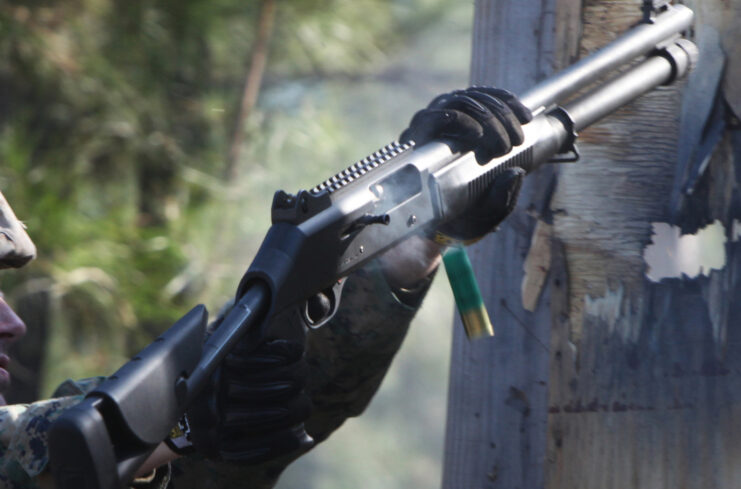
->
xmin=186 ymin=337 xmax=313 ymax=464
xmin=401 ymin=86 xmax=530 ymax=243
xmin=435 ymin=166 xmax=525 ymax=244
xmin=400 ymin=86 xmax=532 ymax=164
xmin=381 ymin=88 xmax=530 ymax=289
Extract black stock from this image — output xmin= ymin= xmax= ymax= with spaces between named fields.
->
xmin=48 ymin=5 xmax=696 ymax=488
xmin=48 ymin=306 xmax=208 ymax=488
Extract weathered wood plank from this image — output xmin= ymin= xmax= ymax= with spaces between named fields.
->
xmin=446 ymin=1 xmax=741 ymax=488
xmin=545 ymin=1 xmax=741 ymax=488
xmin=442 ymin=1 xmax=582 ymax=488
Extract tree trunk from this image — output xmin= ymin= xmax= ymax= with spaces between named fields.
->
xmin=443 ymin=1 xmax=741 ymax=488
xmin=225 ymin=0 xmax=277 ymax=180
xmin=442 ymin=2 xmax=581 ymax=488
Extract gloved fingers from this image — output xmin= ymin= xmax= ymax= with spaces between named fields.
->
xmin=400 ymin=87 xmax=532 ymax=164
xmin=228 ymin=338 xmax=304 ymax=362
xmin=218 ymin=425 xmax=314 ymax=464
xmin=476 ymin=167 xmax=526 ymax=227
xmin=428 ymin=92 xmax=515 ymax=159
xmin=224 ymin=360 xmax=308 ymax=403
xmin=464 ymin=90 xmax=525 ymax=147
xmin=223 ymin=353 xmax=305 ymax=380
xmin=400 ymin=108 xmax=482 ymax=147
xmin=469 ymin=87 xmax=533 ymax=124
xmin=222 ymin=392 xmax=312 ymax=433
xmin=429 ymin=87 xmax=532 ymax=126
xmin=426 ymin=89 xmax=460 ymax=108
xmin=434 ymin=167 xmax=525 ymax=242
xmin=187 ymin=337 xmax=312 ymax=464
xmin=185 ymin=376 xmax=219 ymax=458
xmin=225 ymin=338 xmax=304 ymax=372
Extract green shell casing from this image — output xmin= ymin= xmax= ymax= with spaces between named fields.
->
xmin=442 ymin=246 xmax=494 ymax=340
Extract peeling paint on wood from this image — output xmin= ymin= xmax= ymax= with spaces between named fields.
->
xmin=643 ymin=221 xmax=727 ymax=282
xmin=546 ymin=1 xmax=741 ymax=488
xmin=583 ymin=283 xmax=643 ymax=343
xmin=551 ymin=82 xmax=683 ymax=343
xmin=448 ymin=1 xmax=741 ymax=489
xmin=522 ymin=221 xmax=553 ymax=312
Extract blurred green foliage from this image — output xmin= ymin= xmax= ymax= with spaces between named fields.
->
xmin=0 ymin=0 xmax=451 ymax=381
xmin=0 ymin=0 xmax=471 ymax=487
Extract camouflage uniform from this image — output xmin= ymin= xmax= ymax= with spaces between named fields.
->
xmin=0 ymin=261 xmax=432 ymax=489
xmin=0 ymin=378 xmax=105 ymax=489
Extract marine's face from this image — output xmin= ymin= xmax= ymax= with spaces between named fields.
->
xmin=0 ymin=293 xmax=26 ymax=403
xmin=0 ymin=191 xmax=35 ymax=404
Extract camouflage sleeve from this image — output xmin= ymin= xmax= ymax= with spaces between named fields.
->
xmin=171 ymin=260 xmax=433 ymax=489
xmin=0 ymin=396 xmax=85 ymax=489
xmin=303 ymin=261 xmax=433 ymax=443
xmin=0 ymin=376 xmax=173 ymax=489
xmin=0 ymin=377 xmax=109 ymax=489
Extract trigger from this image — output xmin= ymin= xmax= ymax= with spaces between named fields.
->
xmin=302 ymin=279 xmax=346 ymax=329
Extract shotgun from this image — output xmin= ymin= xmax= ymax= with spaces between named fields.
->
xmin=49 ymin=3 xmax=697 ymax=487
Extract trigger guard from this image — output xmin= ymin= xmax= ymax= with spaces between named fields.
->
xmin=302 ymin=279 xmax=346 ymax=329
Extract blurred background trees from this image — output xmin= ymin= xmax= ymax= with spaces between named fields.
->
xmin=0 ymin=1 xmax=472 ymax=487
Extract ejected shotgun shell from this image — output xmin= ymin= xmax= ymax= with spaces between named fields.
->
xmin=442 ymin=246 xmax=494 ymax=339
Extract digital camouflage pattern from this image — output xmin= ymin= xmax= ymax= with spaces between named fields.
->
xmin=0 ymin=191 xmax=35 ymax=270
xmin=171 ymin=262 xmax=431 ymax=489
xmin=0 ymin=377 xmax=104 ymax=489
xmin=0 ymin=261 xmax=431 ymax=489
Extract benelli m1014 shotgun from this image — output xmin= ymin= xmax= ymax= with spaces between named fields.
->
xmin=49 ymin=3 xmax=697 ymax=488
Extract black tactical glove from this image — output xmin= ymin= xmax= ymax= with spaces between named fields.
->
xmin=186 ymin=338 xmax=313 ymax=464
xmin=400 ymin=86 xmax=532 ymax=164
xmin=437 ymin=166 xmax=525 ymax=243
xmin=401 ymin=87 xmax=531 ymax=243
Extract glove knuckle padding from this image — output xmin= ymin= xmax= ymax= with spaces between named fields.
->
xmin=401 ymin=109 xmax=483 ymax=148
xmin=433 ymin=93 xmax=513 ymax=161
xmin=187 ymin=338 xmax=312 ymax=463
xmin=430 ymin=93 xmax=487 ymax=115
xmin=224 ymin=349 xmax=298 ymax=371
xmin=457 ymin=91 xmax=524 ymax=159
xmin=225 ymin=360 xmax=309 ymax=402
xmin=467 ymin=91 xmax=525 ymax=146
xmin=228 ymin=338 xmax=302 ymax=363
xmin=226 ymin=378 xmax=298 ymax=402
xmin=402 ymin=86 xmax=535 ymax=163
xmin=470 ymin=86 xmax=533 ymax=123
xmin=223 ymin=393 xmax=312 ymax=433
xmin=219 ymin=426 xmax=312 ymax=464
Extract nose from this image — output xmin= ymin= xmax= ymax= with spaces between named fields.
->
xmin=0 ymin=297 xmax=26 ymax=344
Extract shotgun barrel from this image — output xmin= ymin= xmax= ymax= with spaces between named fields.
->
xmin=520 ymin=4 xmax=693 ymax=116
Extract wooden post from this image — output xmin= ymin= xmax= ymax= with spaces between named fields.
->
xmin=442 ymin=1 xmax=581 ymax=488
xmin=443 ymin=1 xmax=741 ymax=488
